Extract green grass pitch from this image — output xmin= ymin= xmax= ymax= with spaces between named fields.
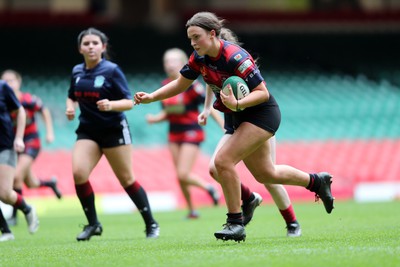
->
xmin=1 ymin=200 xmax=399 ymax=267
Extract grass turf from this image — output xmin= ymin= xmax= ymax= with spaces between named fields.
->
xmin=1 ymin=200 xmax=399 ymax=267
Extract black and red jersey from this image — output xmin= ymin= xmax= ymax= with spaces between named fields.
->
xmin=10 ymin=92 xmax=42 ymax=148
xmin=161 ymin=78 xmax=205 ymax=144
xmin=180 ymin=39 xmax=265 ymax=113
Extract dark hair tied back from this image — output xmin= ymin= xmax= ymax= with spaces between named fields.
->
xmin=77 ymin=27 xmax=108 ymax=46
xmin=77 ymin=27 xmax=110 ymax=59
xmin=186 ymin=12 xmax=224 ymax=36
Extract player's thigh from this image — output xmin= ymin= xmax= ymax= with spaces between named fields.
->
xmin=176 ymin=143 xmax=199 ymax=177
xmin=168 ymin=142 xmax=180 ymax=168
xmin=72 ymin=140 xmax=102 ymax=180
xmin=0 ymin=164 xmax=15 ymax=199
xmin=16 ymin=154 xmax=33 ymax=181
xmin=103 ymin=144 xmax=134 ymax=186
xmin=215 ymin=122 xmax=271 ymax=166
xmin=24 ymin=168 xmax=40 ymax=188
xmin=243 ymin=140 xmax=275 ymax=184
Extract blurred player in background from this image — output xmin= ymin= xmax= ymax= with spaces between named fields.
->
xmin=146 ymin=48 xmax=221 ymax=219
xmin=1 ymin=69 xmax=61 ymax=227
xmin=66 ymin=27 xmax=159 ymax=241
xmin=198 ymin=29 xmax=302 ymax=237
xmin=134 ymin=12 xmax=334 ymax=242
xmin=0 ymin=80 xmax=39 ymax=242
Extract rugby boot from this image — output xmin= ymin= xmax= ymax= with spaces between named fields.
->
xmin=76 ymin=223 xmax=103 ymax=241
xmin=242 ymin=192 xmax=263 ymax=226
xmin=214 ymin=223 xmax=246 ymax=242
xmin=286 ymin=222 xmax=302 ymax=237
xmin=25 ymin=206 xmax=39 ymax=234
xmin=146 ymin=223 xmax=160 ymax=239
xmin=207 ymin=186 xmax=220 ymax=206
xmin=0 ymin=233 xmax=15 ymax=242
xmin=47 ymin=176 xmax=63 ymax=199
xmin=316 ymin=172 xmax=334 ymax=214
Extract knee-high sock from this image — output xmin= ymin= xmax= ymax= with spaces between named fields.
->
xmin=75 ymin=182 xmax=99 ymax=225
xmin=241 ymin=183 xmax=253 ymax=202
xmin=0 ymin=209 xmax=11 ymax=234
xmin=11 ymin=188 xmax=22 ymax=218
xmin=307 ymin=173 xmax=321 ymax=192
xmin=124 ymin=181 xmax=156 ymax=226
xmin=14 ymin=193 xmax=31 ymax=214
xmin=279 ymin=204 xmax=297 ymax=224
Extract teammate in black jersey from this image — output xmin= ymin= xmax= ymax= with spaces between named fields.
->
xmin=0 ymin=81 xmax=39 ymax=242
xmin=66 ymin=27 xmax=159 ymax=241
xmin=134 ymin=12 xmax=334 ymax=242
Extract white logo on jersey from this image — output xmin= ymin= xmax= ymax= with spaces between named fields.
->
xmin=238 ymin=59 xmax=252 ymax=74
xmin=94 ymin=76 xmax=105 ymax=88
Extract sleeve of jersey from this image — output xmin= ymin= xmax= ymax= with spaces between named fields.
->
xmin=68 ymin=70 xmax=77 ymax=101
xmin=112 ymin=67 xmax=132 ymax=99
xmin=192 ymin=81 xmax=205 ymax=104
xmin=4 ymin=83 xmax=21 ymax=111
xmin=179 ymin=54 xmax=200 ymax=80
xmin=32 ymin=95 xmax=44 ymax=112
xmin=229 ymin=52 xmax=264 ymax=90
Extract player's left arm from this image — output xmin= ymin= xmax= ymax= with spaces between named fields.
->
xmin=199 ymin=84 xmax=224 ymax=129
xmin=100 ymin=67 xmax=134 ymax=112
xmin=14 ymin=106 xmax=26 ymax=152
xmin=41 ymin=107 xmax=55 ymax=143
xmin=236 ymin=82 xmax=269 ymax=110
xmin=97 ymin=98 xmax=133 ymax=112
xmin=231 ymin=54 xmax=270 ymax=110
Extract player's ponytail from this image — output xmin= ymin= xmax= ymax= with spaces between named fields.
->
xmin=219 ymin=28 xmax=242 ymax=46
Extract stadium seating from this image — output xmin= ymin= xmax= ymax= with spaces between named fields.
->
xmin=19 ymin=70 xmax=400 ymax=203
xmin=22 ymin=70 xmax=400 ymax=151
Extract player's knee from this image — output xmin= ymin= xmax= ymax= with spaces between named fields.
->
xmin=0 ymin=189 xmax=14 ymax=204
xmin=176 ymin=170 xmax=189 ymax=181
xmin=118 ymin=173 xmax=135 ymax=188
xmin=72 ymin=168 xmax=89 ymax=184
xmin=213 ymin=156 xmax=233 ymax=175
xmin=208 ymin=162 xmax=219 ymax=180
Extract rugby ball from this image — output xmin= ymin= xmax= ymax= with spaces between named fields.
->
xmin=222 ymin=76 xmax=250 ymax=101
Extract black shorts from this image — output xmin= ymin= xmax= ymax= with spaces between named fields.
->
xmin=21 ymin=146 xmax=40 ymax=159
xmin=170 ymin=141 xmax=201 ymax=147
xmin=76 ymin=119 xmax=132 ymax=148
xmin=225 ymin=94 xmax=281 ymax=135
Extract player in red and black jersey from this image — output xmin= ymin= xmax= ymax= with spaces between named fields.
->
xmin=0 ymin=80 xmax=39 ymax=242
xmin=1 ymin=69 xmax=61 ymax=227
xmin=146 ymin=48 xmax=221 ymax=219
xmin=66 ymin=28 xmax=159 ymax=241
xmin=198 ymin=29 xmax=302 ymax=237
xmin=134 ymin=12 xmax=334 ymax=242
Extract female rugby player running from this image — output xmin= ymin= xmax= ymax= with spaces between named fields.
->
xmin=134 ymin=12 xmax=334 ymax=242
